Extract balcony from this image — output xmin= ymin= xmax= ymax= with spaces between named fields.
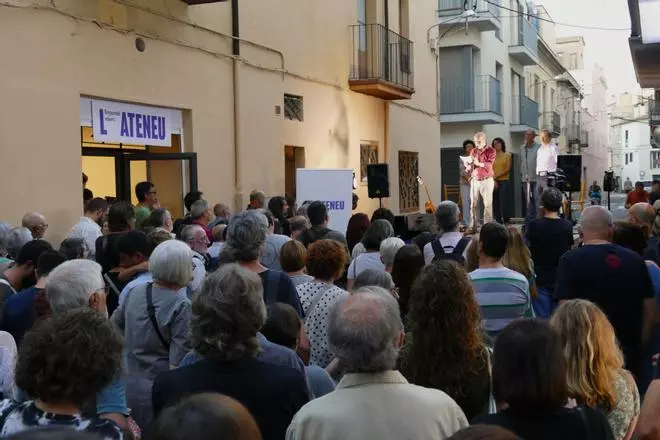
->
xmin=565 ymin=123 xmax=582 ymax=144
xmin=650 ymin=99 xmax=660 ymax=126
xmin=349 ymin=24 xmax=414 ymax=100
xmin=437 ymin=0 xmax=500 ymax=32
xmin=580 ymin=129 xmax=589 ymax=147
xmin=542 ymin=111 xmax=561 ymax=136
xmin=509 ymin=18 xmax=539 ymax=66
xmin=511 ymin=95 xmax=539 ymax=132
xmin=440 ymin=75 xmax=503 ymax=124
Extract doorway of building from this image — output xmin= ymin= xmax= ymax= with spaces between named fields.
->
xmin=284 ymin=146 xmax=305 ymax=199
xmin=81 ymin=127 xmax=197 ymax=219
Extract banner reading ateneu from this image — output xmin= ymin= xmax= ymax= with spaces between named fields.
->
xmin=92 ymin=99 xmax=172 ymax=147
xmin=296 ymin=168 xmax=353 ymax=234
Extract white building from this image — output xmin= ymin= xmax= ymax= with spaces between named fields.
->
xmin=609 ymin=92 xmax=656 ymax=188
xmin=556 ymin=37 xmax=609 ymax=188
xmin=435 ymin=0 xmax=582 ymax=215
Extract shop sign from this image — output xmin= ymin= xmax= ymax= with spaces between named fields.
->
xmin=92 ymin=100 xmax=172 ymax=147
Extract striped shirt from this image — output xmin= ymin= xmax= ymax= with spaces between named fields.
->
xmin=469 ymin=267 xmax=531 ymax=337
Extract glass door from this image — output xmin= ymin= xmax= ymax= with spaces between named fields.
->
xmin=122 ymin=152 xmax=198 ymax=220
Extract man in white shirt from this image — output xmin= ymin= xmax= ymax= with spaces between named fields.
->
xmin=535 ymin=129 xmax=559 ymax=203
xmin=181 ymin=225 xmax=208 ymax=296
xmin=66 ymin=198 xmax=108 ymax=259
xmin=423 ymin=201 xmax=471 ymax=265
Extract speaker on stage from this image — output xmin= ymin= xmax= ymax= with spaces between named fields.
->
xmin=557 ymin=155 xmax=582 ymax=192
xmin=367 ymin=164 xmax=390 ymax=198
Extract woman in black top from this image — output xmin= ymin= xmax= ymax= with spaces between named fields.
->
xmin=398 ymin=261 xmax=490 ymax=419
xmin=473 ymin=319 xmax=615 ymax=440
xmin=267 ymin=196 xmax=290 ymax=237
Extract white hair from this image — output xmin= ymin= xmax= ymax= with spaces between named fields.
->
xmin=181 ymin=224 xmax=205 ymax=243
xmin=379 ymin=237 xmax=406 ymax=267
xmin=352 ymin=269 xmax=394 ymax=291
xmin=150 ymin=240 xmax=193 ymax=286
xmin=190 ymin=200 xmax=210 ymax=220
xmin=5 ymin=227 xmax=33 ymax=259
xmin=328 ymin=286 xmax=403 ymax=373
xmin=46 ymin=260 xmax=104 ymax=314
xmin=0 ymin=222 xmax=14 ymax=257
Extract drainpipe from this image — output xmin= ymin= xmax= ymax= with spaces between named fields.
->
xmin=231 ymin=0 xmax=243 ymax=213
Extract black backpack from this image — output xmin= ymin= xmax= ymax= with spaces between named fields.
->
xmin=431 ymin=236 xmax=471 ymax=265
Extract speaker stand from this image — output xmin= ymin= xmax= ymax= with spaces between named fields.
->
xmin=378 ymin=197 xmax=383 ymax=209
xmin=607 ymin=191 xmax=611 ymax=211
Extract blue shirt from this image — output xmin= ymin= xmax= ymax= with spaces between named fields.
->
xmin=117 ymin=272 xmax=153 ymax=308
xmin=1 ymin=287 xmax=39 ymax=346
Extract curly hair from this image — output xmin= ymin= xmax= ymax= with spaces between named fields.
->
xmin=16 ymin=308 xmax=122 ymax=407
xmin=305 ymin=239 xmax=348 ymax=281
xmin=191 ymin=264 xmax=266 ymax=361
xmin=550 ymin=299 xmax=624 ymax=411
xmin=400 ymin=261 xmax=485 ymax=408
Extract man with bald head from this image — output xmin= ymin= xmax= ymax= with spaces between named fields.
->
xmin=287 ymin=287 xmax=468 ymax=440
xmin=21 ymin=212 xmax=47 ymax=239
xmin=555 ymin=206 xmax=655 ymax=378
xmin=627 ymin=202 xmax=660 ymax=264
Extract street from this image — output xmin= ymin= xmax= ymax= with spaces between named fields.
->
xmin=602 ymin=192 xmax=628 ymax=222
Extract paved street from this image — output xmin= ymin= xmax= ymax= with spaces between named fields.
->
xmin=603 ymin=192 xmax=628 ymax=221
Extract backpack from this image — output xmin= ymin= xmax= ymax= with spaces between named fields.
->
xmin=431 ymin=236 xmax=471 ymax=265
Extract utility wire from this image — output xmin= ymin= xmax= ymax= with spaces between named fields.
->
xmin=482 ymin=0 xmax=630 ymax=31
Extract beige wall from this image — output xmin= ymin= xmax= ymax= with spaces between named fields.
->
xmin=0 ymin=0 xmax=442 ymax=241
xmin=0 ymin=2 xmax=235 ymax=243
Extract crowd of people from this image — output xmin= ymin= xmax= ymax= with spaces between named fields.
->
xmin=3 ymin=177 xmax=660 ymax=440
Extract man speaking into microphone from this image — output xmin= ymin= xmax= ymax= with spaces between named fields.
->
xmin=469 ymin=132 xmax=496 ymax=231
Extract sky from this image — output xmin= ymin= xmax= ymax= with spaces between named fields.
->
xmin=540 ymin=0 xmax=641 ymax=97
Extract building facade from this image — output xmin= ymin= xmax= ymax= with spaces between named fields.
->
xmin=609 ymin=92 xmax=656 ymax=187
xmin=0 ymin=0 xmax=442 ymax=241
xmin=434 ymin=1 xmax=589 ymax=216
xmin=556 ymin=37 xmax=609 ymax=188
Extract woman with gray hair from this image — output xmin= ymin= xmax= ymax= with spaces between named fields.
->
xmin=111 ymin=239 xmax=193 ymax=378
xmin=346 ymin=219 xmax=394 ymax=290
xmin=220 ymin=211 xmax=303 ymax=316
xmin=0 ymin=222 xmax=12 ymax=263
xmin=4 ymin=227 xmax=32 ymax=261
xmin=379 ymin=237 xmax=406 ymax=272
xmin=111 ymin=239 xmax=193 ymax=428
xmin=352 ymin=269 xmax=395 ymax=296
xmin=152 ymin=264 xmax=309 ymax=440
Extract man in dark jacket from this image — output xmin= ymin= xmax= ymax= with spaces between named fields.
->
xmin=298 ymin=201 xmax=348 ymax=249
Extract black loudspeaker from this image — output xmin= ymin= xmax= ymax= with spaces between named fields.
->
xmin=604 ymin=171 xmax=615 ymax=192
xmin=557 ymin=155 xmax=582 ymax=192
xmin=367 ymin=164 xmax=390 ymax=198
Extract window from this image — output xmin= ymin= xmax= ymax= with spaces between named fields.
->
xmin=284 ymin=94 xmax=303 ymax=122
xmin=360 ymin=143 xmax=379 ymax=183
xmin=625 ymin=154 xmax=628 ymax=165
xmin=550 ymin=89 xmax=555 ymax=109
xmin=358 ymin=0 xmax=366 ymax=51
xmin=398 ymin=151 xmax=419 ymax=213
xmin=625 ymin=129 xmax=629 ymax=147
xmin=651 ymin=151 xmax=660 ymax=169
xmin=533 ymin=75 xmax=540 ymax=102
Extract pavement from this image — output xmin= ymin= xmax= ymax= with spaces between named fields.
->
xmin=605 ymin=192 xmax=628 ymax=222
